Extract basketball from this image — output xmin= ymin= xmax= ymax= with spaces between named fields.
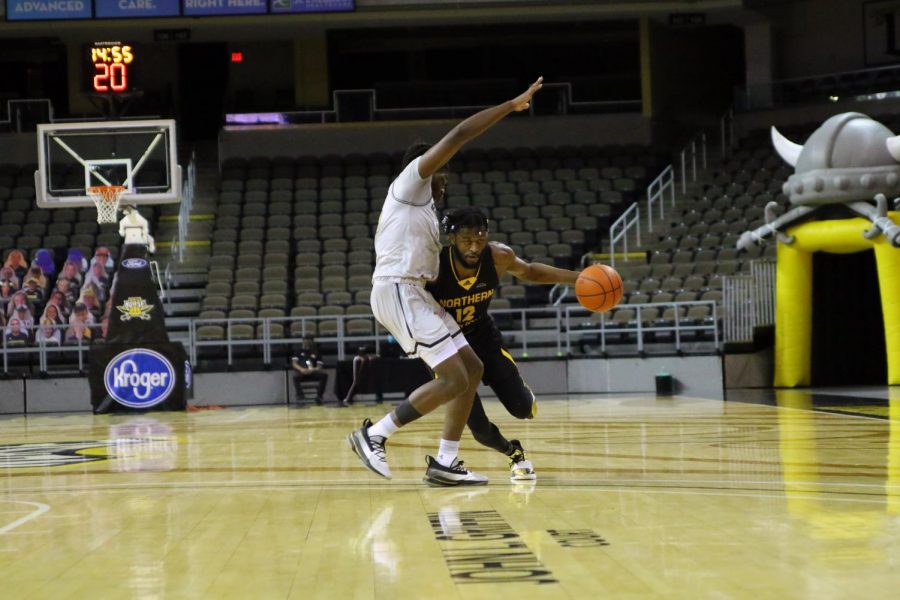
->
xmin=575 ymin=264 xmax=624 ymax=312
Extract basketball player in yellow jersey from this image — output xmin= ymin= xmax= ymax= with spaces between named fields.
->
xmin=426 ymin=207 xmax=581 ymax=481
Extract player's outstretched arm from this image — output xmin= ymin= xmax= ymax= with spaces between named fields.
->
xmin=417 ymin=77 xmax=543 ymax=179
xmin=491 ymin=243 xmax=580 ymax=285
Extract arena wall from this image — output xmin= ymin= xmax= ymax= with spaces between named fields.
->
xmin=0 ymin=355 xmax=723 ymax=414
xmin=218 ymin=113 xmax=653 ymax=160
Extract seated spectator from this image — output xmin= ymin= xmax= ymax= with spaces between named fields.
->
xmin=290 ymin=334 xmax=328 ymax=404
xmin=35 ymin=318 xmax=61 ymax=346
xmin=59 ymin=260 xmax=83 ymax=287
xmin=3 ymin=249 xmax=29 ymax=281
xmin=25 ymin=266 xmax=48 ymax=292
xmin=55 ymin=278 xmax=77 ymax=304
xmin=65 ymin=304 xmax=93 ymax=344
xmin=5 ymin=317 xmax=29 ymax=346
xmin=46 ymin=290 xmax=71 ymax=320
xmin=82 ymin=263 xmax=110 ymax=301
xmin=42 ymin=303 xmax=65 ymax=326
xmin=91 ymin=247 xmax=114 ymax=271
xmin=31 ymin=249 xmax=56 ymax=278
xmin=0 ymin=266 xmax=20 ymax=290
xmin=66 ymin=248 xmax=89 ymax=273
xmin=0 ymin=280 xmax=14 ymax=315
xmin=79 ymin=287 xmax=102 ymax=319
xmin=22 ymin=278 xmax=44 ymax=305
xmin=13 ymin=304 xmax=34 ymax=330
xmin=6 ymin=291 xmax=31 ymax=319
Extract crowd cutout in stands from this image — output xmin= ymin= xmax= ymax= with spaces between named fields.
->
xmin=1 ymin=246 xmax=115 ymax=348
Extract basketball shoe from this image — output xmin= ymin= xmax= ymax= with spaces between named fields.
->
xmin=423 ymin=456 xmax=489 ymax=487
xmin=348 ymin=418 xmax=392 ymax=479
xmin=507 ymin=439 xmax=536 ymax=482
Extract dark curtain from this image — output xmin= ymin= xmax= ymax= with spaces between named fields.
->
xmin=811 ymin=249 xmax=886 ymax=385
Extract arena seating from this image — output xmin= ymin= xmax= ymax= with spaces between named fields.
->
xmin=193 ymin=143 xmax=664 ymax=341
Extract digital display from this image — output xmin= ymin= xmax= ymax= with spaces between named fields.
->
xmin=95 ymin=0 xmax=179 ymax=18
xmin=88 ymin=42 xmax=134 ymax=94
xmin=182 ymin=0 xmax=266 ymax=16
xmin=270 ymin=0 xmax=353 ymax=13
xmin=6 ymin=0 xmax=91 ymax=20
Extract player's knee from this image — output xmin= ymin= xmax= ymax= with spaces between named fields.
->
xmin=506 ymin=388 xmax=534 ymax=420
xmin=509 ymin=401 xmax=532 ymax=420
xmin=463 ymin=352 xmax=484 ymax=382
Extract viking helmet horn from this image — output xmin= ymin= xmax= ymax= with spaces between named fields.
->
xmin=771 ymin=127 xmax=803 ymax=167
xmin=887 ymin=136 xmax=900 ymax=162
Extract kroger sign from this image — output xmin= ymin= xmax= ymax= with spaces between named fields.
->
xmin=103 ymin=349 xmax=176 ymax=408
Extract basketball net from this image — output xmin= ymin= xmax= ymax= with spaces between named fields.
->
xmin=87 ymin=185 xmax=126 ymax=224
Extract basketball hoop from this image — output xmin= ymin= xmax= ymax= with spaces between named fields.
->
xmin=87 ymin=185 xmax=126 ymax=224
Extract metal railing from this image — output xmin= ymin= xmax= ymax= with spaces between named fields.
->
xmin=722 ymin=259 xmax=776 ymax=343
xmin=608 ymin=202 xmax=640 ymax=268
xmin=1 ymin=322 xmax=101 ymax=373
xmin=720 ymin=107 xmax=736 ymax=157
xmin=679 ymin=132 xmax=707 ymax=194
xmin=646 ymin=165 xmax=676 ymax=232
xmin=1 ymin=302 xmax=722 ymax=374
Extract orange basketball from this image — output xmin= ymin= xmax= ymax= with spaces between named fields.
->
xmin=575 ymin=264 xmax=624 ymax=312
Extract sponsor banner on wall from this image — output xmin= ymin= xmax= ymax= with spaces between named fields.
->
xmin=6 ymin=0 xmax=91 ymax=20
xmin=95 ymin=0 xmax=180 ymax=19
xmin=269 ymin=0 xmax=353 ymax=13
xmin=182 ymin=0 xmax=267 ymax=16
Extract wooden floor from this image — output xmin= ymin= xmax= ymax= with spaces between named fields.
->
xmin=2 ymin=390 xmax=900 ymax=599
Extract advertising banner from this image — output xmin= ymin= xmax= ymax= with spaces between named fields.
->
xmin=95 ymin=0 xmax=180 ymax=18
xmin=6 ymin=0 xmax=91 ymax=20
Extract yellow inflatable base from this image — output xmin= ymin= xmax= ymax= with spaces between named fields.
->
xmin=774 ymin=212 xmax=900 ymax=387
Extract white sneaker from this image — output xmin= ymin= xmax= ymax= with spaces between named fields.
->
xmin=348 ymin=418 xmax=392 ymax=479
xmin=423 ymin=455 xmax=488 ymax=487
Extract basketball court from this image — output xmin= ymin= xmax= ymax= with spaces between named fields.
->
xmin=2 ymin=390 xmax=899 ymax=599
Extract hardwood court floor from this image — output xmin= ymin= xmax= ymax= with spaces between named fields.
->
xmin=2 ymin=390 xmax=899 ymax=599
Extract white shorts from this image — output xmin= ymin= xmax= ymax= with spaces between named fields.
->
xmin=371 ymin=279 xmax=468 ymax=368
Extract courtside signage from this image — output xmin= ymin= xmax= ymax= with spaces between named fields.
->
xmin=183 ymin=0 xmax=266 ymax=16
xmin=104 ymin=349 xmax=176 ymax=409
xmin=270 ymin=0 xmax=353 ymax=13
xmin=6 ymin=0 xmax=91 ymax=20
xmin=95 ymin=0 xmax=180 ymax=18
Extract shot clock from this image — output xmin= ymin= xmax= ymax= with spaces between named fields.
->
xmin=88 ymin=42 xmax=134 ymax=94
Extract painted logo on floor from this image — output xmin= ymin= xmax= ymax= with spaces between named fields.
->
xmin=0 ymin=439 xmax=152 ymax=468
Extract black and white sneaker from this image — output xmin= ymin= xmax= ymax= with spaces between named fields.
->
xmin=348 ymin=418 xmax=392 ymax=479
xmin=423 ymin=455 xmax=488 ymax=487
xmin=507 ymin=440 xmax=536 ymax=482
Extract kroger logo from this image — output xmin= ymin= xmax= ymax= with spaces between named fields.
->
xmin=121 ymin=258 xmax=148 ymax=269
xmin=104 ymin=349 xmax=176 ymax=408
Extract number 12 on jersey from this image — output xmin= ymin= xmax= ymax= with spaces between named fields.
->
xmin=455 ymin=305 xmax=475 ymax=324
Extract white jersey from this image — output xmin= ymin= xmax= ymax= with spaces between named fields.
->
xmin=373 ymin=157 xmax=441 ymax=281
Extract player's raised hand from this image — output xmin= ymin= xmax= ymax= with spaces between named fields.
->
xmin=511 ymin=77 xmax=544 ymax=112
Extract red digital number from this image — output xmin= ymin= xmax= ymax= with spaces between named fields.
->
xmin=93 ymin=63 xmax=109 ymax=92
xmin=93 ymin=62 xmax=128 ymax=93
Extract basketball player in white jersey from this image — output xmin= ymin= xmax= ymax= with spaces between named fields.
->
xmin=348 ymin=77 xmax=544 ymax=486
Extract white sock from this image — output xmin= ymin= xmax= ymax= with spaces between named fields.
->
xmin=436 ymin=439 xmax=460 ymax=467
xmin=367 ymin=414 xmax=399 ymax=440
